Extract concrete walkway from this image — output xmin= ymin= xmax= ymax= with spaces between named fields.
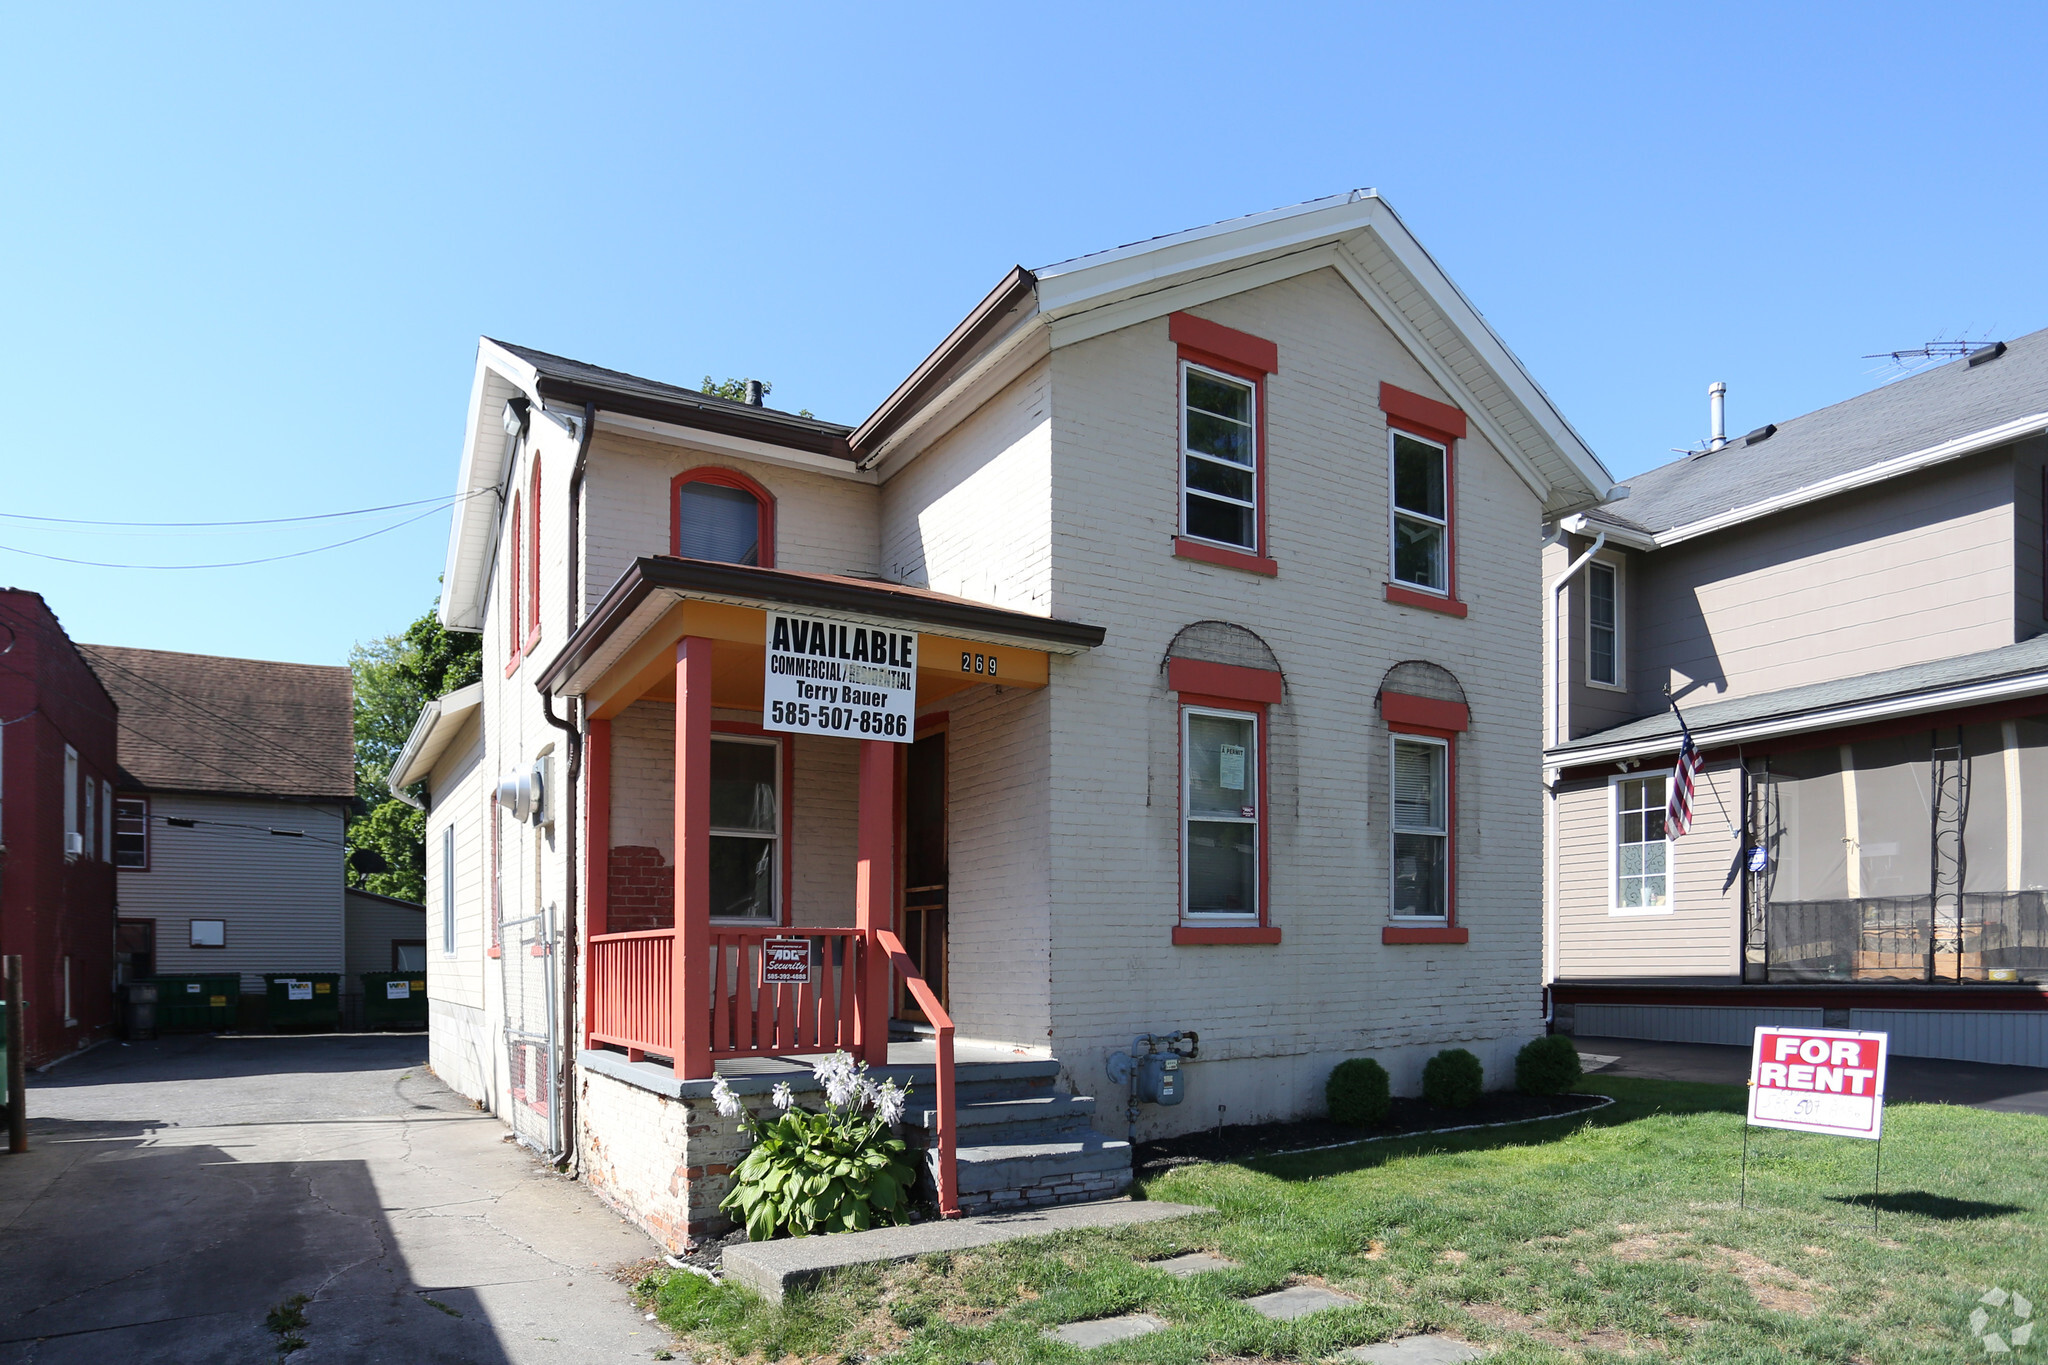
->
xmin=0 ymin=1034 xmax=673 ymax=1364
xmin=1575 ymin=1035 xmax=2048 ymax=1116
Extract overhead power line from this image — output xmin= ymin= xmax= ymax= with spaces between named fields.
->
xmin=0 ymin=502 xmax=451 ymax=570
xmin=0 ymin=489 xmax=489 ymax=529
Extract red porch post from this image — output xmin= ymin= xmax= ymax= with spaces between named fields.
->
xmin=583 ymin=717 xmax=610 ymax=1052
xmin=674 ymin=637 xmax=713 ymax=1079
xmin=855 ymin=738 xmax=896 ymax=1066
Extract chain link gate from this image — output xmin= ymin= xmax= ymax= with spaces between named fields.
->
xmin=499 ymin=903 xmax=558 ymax=1155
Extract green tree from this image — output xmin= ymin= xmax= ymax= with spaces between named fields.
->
xmin=346 ymin=601 xmax=481 ymax=902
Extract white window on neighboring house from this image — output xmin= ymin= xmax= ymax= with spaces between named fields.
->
xmin=1183 ymin=707 xmax=1261 ymax=918
xmin=62 ymin=956 xmax=74 ymax=1025
xmin=441 ymin=825 xmax=457 ymax=955
xmin=84 ymin=780 xmax=96 ymax=861
xmin=1391 ymin=736 xmax=1450 ymax=919
xmin=1180 ymin=363 xmax=1259 ymax=551
xmin=709 ymin=735 xmax=780 ymax=921
xmin=101 ymin=781 xmax=112 ymax=861
xmin=1612 ymin=774 xmax=1672 ymax=913
xmin=63 ymin=745 xmax=79 ymax=857
xmin=190 ymin=919 xmax=226 ymax=948
xmin=1588 ymin=560 xmax=1622 ymax=688
xmin=115 ymin=797 xmax=149 ymax=868
xmin=1390 ymin=431 xmax=1450 ymax=593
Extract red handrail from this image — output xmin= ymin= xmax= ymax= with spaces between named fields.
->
xmin=874 ymin=929 xmax=958 ymax=1220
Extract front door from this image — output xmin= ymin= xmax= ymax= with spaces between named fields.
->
xmin=116 ymin=919 xmax=155 ymax=984
xmin=897 ymin=729 xmax=948 ymax=1020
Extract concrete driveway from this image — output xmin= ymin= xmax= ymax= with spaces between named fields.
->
xmin=0 ymin=1034 xmax=677 ymax=1364
xmin=1575 ymin=1034 xmax=2048 ymax=1116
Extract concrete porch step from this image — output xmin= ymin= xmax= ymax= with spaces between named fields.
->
xmin=906 ymin=1094 xmax=1099 ymax=1134
xmin=948 ymin=1132 xmax=1134 ymax=1196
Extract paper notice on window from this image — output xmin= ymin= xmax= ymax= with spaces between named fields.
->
xmin=286 ymin=981 xmax=312 ymax=1001
xmin=1218 ymin=744 xmax=1247 ymax=791
xmin=386 ymin=981 xmax=412 ymax=1000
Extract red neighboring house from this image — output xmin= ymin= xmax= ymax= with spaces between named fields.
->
xmin=0 ymin=590 xmax=119 ymax=1065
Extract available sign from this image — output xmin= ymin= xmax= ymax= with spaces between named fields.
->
xmin=760 ymin=937 xmax=814 ymax=986
xmin=762 ymin=610 xmax=917 ymax=743
xmin=1747 ymin=1026 xmax=1888 ymax=1140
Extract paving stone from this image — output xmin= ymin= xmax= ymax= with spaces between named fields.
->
xmin=1340 ymin=1334 xmax=1489 ymax=1363
xmin=1045 ymin=1313 xmax=1166 ymax=1347
xmin=1242 ymin=1284 xmax=1359 ymax=1320
xmin=1150 ymin=1251 xmax=1240 ymax=1277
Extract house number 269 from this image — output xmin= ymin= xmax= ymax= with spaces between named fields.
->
xmin=960 ymin=651 xmax=998 ymax=677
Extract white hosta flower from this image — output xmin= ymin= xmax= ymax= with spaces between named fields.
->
xmin=873 ymin=1079 xmax=907 ymax=1127
xmin=710 ymin=1074 xmax=742 ymax=1120
xmin=771 ymin=1081 xmax=795 ymax=1112
xmin=817 ymin=1051 xmax=861 ymax=1108
xmin=856 ymin=1076 xmax=880 ymax=1111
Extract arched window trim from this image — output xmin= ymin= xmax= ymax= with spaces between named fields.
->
xmin=670 ymin=466 xmax=776 ymax=569
xmin=505 ymin=492 xmax=523 ymax=676
xmin=527 ymin=459 xmax=543 ymax=649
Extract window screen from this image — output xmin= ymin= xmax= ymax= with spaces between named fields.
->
xmin=1392 ymin=737 xmax=1448 ymax=917
xmin=1392 ymin=433 xmax=1448 ymax=591
xmin=678 ymin=482 xmax=763 ymax=565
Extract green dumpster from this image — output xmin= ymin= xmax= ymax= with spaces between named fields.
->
xmin=263 ymin=974 xmax=341 ymax=1032
xmin=360 ymin=973 xmax=429 ymax=1030
xmin=150 ymin=975 xmax=241 ymax=1032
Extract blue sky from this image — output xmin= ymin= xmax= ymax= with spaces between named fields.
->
xmin=5 ymin=4 xmax=2044 ymax=665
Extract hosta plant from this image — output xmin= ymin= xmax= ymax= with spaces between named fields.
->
xmin=713 ymin=1051 xmax=920 ymax=1240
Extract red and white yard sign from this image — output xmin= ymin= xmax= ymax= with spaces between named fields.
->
xmin=1747 ymin=1026 xmax=1889 ymax=1140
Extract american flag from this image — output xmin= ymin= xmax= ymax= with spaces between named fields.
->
xmin=1667 ymin=718 xmax=1705 ymax=839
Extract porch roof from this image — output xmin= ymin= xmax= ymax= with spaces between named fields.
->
xmin=536 ymin=556 xmax=1105 ymax=711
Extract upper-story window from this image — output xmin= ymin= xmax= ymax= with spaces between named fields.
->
xmin=673 ymin=469 xmax=775 ymax=567
xmin=1587 ymin=559 xmax=1621 ymax=687
xmin=526 ymin=461 xmax=542 ymax=648
xmin=1391 ymin=431 xmax=1449 ymax=593
xmin=1181 ymin=363 xmax=1259 ymax=551
xmin=115 ymin=796 xmax=148 ymax=868
xmin=505 ymin=494 xmax=523 ymax=669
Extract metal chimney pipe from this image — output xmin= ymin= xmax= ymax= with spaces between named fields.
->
xmin=744 ymin=379 xmax=764 ymax=407
xmin=1709 ymin=382 xmax=1727 ymax=450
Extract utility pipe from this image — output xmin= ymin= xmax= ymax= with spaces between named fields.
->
xmin=1545 ymin=529 xmax=1606 ymax=991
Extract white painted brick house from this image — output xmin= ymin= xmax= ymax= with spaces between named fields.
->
xmin=395 ymin=193 xmax=1613 ymax=1249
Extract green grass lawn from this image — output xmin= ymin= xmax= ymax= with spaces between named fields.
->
xmin=638 ymin=1076 xmax=2047 ymax=1363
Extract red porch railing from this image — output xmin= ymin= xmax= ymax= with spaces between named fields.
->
xmin=586 ymin=923 xmax=958 ymax=1219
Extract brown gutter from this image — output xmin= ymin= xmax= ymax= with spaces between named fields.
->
xmin=850 ymin=266 xmax=1039 ymax=464
xmin=536 ymin=556 xmax=1106 ymax=696
xmin=533 ymin=378 xmax=854 ymax=461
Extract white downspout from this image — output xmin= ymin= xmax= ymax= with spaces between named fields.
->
xmin=1546 ymin=530 xmax=1607 ymax=992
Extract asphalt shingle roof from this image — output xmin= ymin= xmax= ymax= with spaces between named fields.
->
xmin=1551 ymin=632 xmax=2048 ymax=757
xmin=491 ymin=340 xmax=853 ymax=441
xmin=1605 ymin=327 xmax=2048 ymax=536
xmin=80 ymin=645 xmax=354 ymax=799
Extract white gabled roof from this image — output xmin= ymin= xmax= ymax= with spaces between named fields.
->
xmin=389 ymin=681 xmax=483 ymax=792
xmin=440 ymin=340 xmax=539 ymax=634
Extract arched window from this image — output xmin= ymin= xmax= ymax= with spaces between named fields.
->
xmin=506 ymin=493 xmax=523 ymax=663
xmin=526 ymin=459 xmax=542 ymax=645
xmin=672 ymin=468 xmax=775 ymax=568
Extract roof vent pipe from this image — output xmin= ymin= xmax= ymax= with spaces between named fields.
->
xmin=1709 ymin=382 xmax=1727 ymax=451
xmin=744 ymin=379 xmax=764 ymax=407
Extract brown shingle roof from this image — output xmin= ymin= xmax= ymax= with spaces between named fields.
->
xmin=79 ymin=644 xmax=354 ymax=799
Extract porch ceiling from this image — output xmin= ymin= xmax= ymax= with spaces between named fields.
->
xmin=539 ymin=556 xmax=1104 ymax=721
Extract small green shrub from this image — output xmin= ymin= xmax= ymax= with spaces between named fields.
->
xmin=1422 ymin=1048 xmax=1484 ymax=1109
xmin=1515 ymin=1033 xmax=1583 ymax=1095
xmin=1325 ymin=1057 xmax=1392 ymax=1126
xmin=715 ymin=1051 xmax=921 ymax=1241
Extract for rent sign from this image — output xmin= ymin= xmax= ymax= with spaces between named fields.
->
xmin=1747 ymin=1026 xmax=1888 ymax=1140
xmin=762 ymin=610 xmax=918 ymax=743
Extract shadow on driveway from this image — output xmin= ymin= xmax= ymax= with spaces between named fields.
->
xmin=1574 ymin=1034 xmax=2048 ymax=1115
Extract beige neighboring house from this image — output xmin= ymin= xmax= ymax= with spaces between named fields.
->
xmin=82 ymin=645 xmax=354 ymax=997
xmin=395 ymin=192 xmax=1613 ymax=1248
xmin=1544 ymin=330 xmax=2048 ymax=1066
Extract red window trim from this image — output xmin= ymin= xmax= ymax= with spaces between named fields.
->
xmin=505 ymin=494 xmax=523 ymax=676
xmin=1379 ymin=690 xmax=1469 ymax=732
xmin=709 ymin=719 xmax=797 ymax=928
xmin=1174 ymin=691 xmax=1276 ymax=943
xmin=1381 ymin=383 xmax=1465 ymax=614
xmin=1174 ymin=313 xmax=1276 ymax=571
xmin=1386 ymin=717 xmax=1462 ymax=943
xmin=671 ymin=466 xmax=777 ymax=568
xmin=530 ymin=461 xmax=544 ymax=635
xmin=1167 ymin=657 xmax=1283 ymax=705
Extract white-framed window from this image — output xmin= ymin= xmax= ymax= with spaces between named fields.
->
xmin=1182 ymin=706 xmax=1260 ymax=918
xmin=709 ymin=734 xmax=780 ymax=922
xmin=62 ymin=956 xmax=74 ymax=1025
xmin=115 ymin=797 xmax=149 ymax=869
xmin=101 ymin=781 xmax=113 ymax=861
xmin=1180 ymin=362 xmax=1259 ymax=551
xmin=1611 ymin=774 xmax=1672 ymax=913
xmin=1587 ymin=559 xmax=1622 ymax=688
xmin=190 ymin=919 xmax=227 ymax=948
xmin=1390 ymin=430 xmax=1449 ymax=593
xmin=63 ymin=744 xmax=79 ymax=857
xmin=1391 ymin=735 xmax=1450 ymax=919
xmin=84 ymin=779 xmax=96 ymax=860
xmin=441 ymin=824 xmax=457 ymax=955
